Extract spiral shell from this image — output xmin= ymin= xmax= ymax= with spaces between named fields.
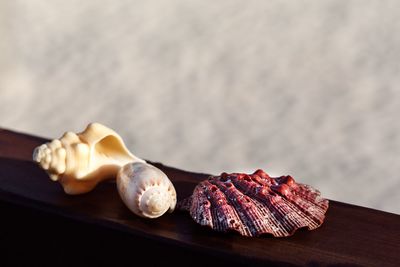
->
xmin=32 ymin=123 xmax=144 ymax=194
xmin=117 ymin=162 xmax=177 ymax=218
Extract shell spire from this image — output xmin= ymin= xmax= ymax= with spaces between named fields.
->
xmin=117 ymin=162 xmax=177 ymax=218
xmin=178 ymin=169 xmax=329 ymax=237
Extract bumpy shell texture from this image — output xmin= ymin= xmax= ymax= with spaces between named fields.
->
xmin=178 ymin=170 xmax=329 ymax=237
xmin=32 ymin=123 xmax=144 ymax=194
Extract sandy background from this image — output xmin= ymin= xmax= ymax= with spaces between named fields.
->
xmin=0 ymin=1 xmax=399 ymax=214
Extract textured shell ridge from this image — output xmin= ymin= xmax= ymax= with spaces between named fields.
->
xmin=179 ymin=169 xmax=329 ymax=237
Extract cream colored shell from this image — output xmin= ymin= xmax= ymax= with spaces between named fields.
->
xmin=117 ymin=162 xmax=177 ymax=218
xmin=32 ymin=123 xmax=145 ymax=194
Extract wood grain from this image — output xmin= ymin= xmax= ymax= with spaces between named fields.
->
xmin=0 ymin=128 xmax=399 ymax=266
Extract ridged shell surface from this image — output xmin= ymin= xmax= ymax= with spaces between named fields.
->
xmin=178 ymin=170 xmax=329 ymax=237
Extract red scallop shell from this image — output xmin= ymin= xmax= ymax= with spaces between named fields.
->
xmin=178 ymin=169 xmax=329 ymax=237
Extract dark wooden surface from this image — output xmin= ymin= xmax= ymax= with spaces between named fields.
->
xmin=0 ymin=128 xmax=399 ymax=267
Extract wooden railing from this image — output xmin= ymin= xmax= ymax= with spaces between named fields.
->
xmin=0 ymin=128 xmax=399 ymax=266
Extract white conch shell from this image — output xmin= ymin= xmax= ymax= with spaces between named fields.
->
xmin=117 ymin=162 xmax=177 ymax=218
xmin=32 ymin=123 xmax=145 ymax=194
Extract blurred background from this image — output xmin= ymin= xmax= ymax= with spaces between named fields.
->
xmin=0 ymin=0 xmax=399 ymax=214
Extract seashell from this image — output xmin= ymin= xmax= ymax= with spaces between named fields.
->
xmin=117 ymin=162 xmax=177 ymax=218
xmin=32 ymin=123 xmax=145 ymax=194
xmin=178 ymin=169 xmax=329 ymax=237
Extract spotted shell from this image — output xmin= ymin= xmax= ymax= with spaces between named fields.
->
xmin=178 ymin=169 xmax=329 ymax=237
